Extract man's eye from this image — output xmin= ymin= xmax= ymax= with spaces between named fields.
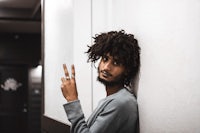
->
xmin=103 ymin=57 xmax=108 ymax=61
xmin=113 ymin=61 xmax=120 ymax=66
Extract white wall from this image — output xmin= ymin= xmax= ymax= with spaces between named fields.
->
xmin=136 ymin=1 xmax=200 ymax=132
xmin=73 ymin=0 xmax=92 ymax=120
xmin=44 ymin=0 xmax=92 ymax=124
xmin=44 ymin=0 xmax=200 ymax=132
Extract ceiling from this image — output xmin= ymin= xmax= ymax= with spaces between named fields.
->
xmin=0 ymin=0 xmax=41 ymax=33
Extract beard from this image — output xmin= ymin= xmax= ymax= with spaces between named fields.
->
xmin=97 ymin=69 xmax=125 ymax=87
xmin=97 ymin=76 xmax=124 ymax=87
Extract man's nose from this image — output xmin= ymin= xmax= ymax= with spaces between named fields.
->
xmin=104 ymin=61 xmax=112 ymax=70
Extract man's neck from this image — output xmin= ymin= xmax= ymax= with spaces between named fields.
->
xmin=106 ymin=85 xmax=124 ymax=96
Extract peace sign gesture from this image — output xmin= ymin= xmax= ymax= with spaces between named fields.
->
xmin=61 ymin=64 xmax=78 ymax=102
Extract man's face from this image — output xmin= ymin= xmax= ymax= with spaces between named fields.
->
xmin=97 ymin=53 xmax=126 ymax=87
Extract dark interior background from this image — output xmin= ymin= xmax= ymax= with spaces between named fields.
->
xmin=0 ymin=0 xmax=41 ymax=133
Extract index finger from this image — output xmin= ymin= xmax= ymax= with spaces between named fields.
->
xmin=63 ymin=64 xmax=69 ymax=77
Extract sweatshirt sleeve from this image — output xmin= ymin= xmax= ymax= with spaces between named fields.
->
xmin=63 ymin=100 xmax=125 ymax=133
xmin=63 ymin=100 xmax=91 ymax=133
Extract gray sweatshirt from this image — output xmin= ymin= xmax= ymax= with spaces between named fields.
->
xmin=63 ymin=88 xmax=138 ymax=133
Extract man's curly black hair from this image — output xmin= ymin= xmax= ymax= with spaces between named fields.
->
xmin=86 ymin=30 xmax=141 ymax=87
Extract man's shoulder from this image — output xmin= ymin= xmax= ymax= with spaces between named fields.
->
xmin=106 ymin=89 xmax=137 ymax=109
xmin=115 ymin=88 xmax=136 ymax=101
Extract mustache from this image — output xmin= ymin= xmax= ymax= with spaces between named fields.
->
xmin=99 ymin=70 xmax=112 ymax=77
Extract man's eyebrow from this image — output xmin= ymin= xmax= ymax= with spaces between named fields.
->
xmin=113 ymin=57 xmax=121 ymax=62
xmin=114 ymin=56 xmax=124 ymax=63
xmin=102 ymin=54 xmax=108 ymax=58
xmin=113 ymin=55 xmax=120 ymax=60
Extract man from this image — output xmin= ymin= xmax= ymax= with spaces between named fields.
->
xmin=61 ymin=30 xmax=141 ymax=133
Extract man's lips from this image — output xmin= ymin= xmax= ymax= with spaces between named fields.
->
xmin=100 ymin=70 xmax=112 ymax=77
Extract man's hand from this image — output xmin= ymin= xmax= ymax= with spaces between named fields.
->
xmin=61 ymin=64 xmax=78 ymax=102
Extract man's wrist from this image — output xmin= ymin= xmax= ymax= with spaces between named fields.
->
xmin=66 ymin=96 xmax=78 ymax=102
